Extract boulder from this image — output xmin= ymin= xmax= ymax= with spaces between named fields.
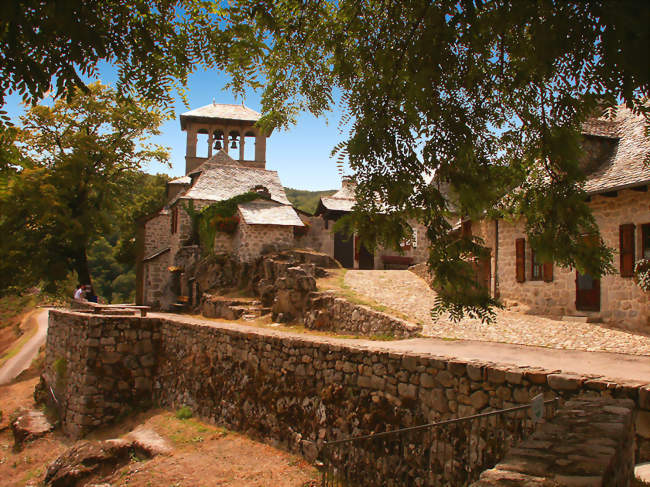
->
xmin=11 ymin=409 xmax=54 ymax=449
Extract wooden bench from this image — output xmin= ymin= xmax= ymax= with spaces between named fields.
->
xmin=73 ymin=301 xmax=151 ymax=317
xmin=381 ymin=255 xmax=414 ymax=269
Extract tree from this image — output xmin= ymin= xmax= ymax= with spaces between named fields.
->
xmin=217 ymin=0 xmax=649 ymax=320
xmin=0 ymin=0 xmax=234 ymax=118
xmin=0 ymin=82 xmax=168 ymax=293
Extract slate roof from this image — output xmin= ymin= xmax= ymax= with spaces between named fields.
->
xmin=583 ymin=107 xmax=650 ymax=194
xmin=238 ymin=200 xmax=304 ymax=226
xmin=180 ymin=164 xmax=292 ymax=206
xmin=180 ymin=103 xmax=261 ymax=129
xmin=320 ymin=181 xmax=356 ymax=212
xmin=168 ymin=176 xmax=191 ymax=185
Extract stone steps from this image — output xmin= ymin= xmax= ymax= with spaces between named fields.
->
xmin=202 ymin=294 xmax=270 ymax=321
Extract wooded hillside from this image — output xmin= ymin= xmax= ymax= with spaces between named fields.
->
xmin=284 ymin=188 xmax=336 ymax=215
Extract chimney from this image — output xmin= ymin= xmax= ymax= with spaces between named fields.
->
xmin=341 ymin=176 xmax=356 ymax=191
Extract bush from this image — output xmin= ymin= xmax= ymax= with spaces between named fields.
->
xmin=635 ymin=259 xmax=650 ymax=291
xmin=175 ymin=405 xmax=193 ymax=420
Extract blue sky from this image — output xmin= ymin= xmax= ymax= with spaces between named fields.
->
xmin=4 ymin=65 xmax=349 ymax=191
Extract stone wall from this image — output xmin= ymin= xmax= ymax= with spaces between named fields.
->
xmin=143 ymin=211 xmax=170 ymax=256
xmin=493 ymin=189 xmax=649 ymax=329
xmin=233 ymin=223 xmax=294 ymax=262
xmin=304 ymin=292 xmax=422 ymax=338
xmin=473 ymin=397 xmax=636 ymax=486
xmin=142 ymin=252 xmax=171 ymax=308
xmin=41 ymin=311 xmax=160 ymax=438
xmin=43 ymin=310 xmax=649 ymax=473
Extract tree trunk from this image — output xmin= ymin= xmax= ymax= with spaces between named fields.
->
xmin=73 ymin=248 xmax=92 ymax=286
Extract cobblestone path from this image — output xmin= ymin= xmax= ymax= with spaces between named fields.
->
xmin=344 ymin=270 xmax=650 ymax=356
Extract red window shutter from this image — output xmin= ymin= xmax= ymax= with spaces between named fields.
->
xmin=619 ymin=224 xmax=635 ymax=277
xmin=462 ymin=220 xmax=472 ymax=237
xmin=543 ymin=261 xmax=553 ymax=282
xmin=515 ymin=238 xmax=526 ymax=283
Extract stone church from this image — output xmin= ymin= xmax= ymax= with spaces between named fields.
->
xmin=137 ymin=103 xmax=304 ymax=309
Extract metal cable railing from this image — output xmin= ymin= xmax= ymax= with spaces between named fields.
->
xmin=320 ymin=397 xmax=559 ymax=487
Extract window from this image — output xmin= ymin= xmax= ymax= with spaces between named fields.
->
xmin=515 ymin=238 xmax=526 ymax=283
xmin=531 ymin=249 xmax=543 ymax=281
xmin=461 ymin=220 xmax=472 ymax=237
xmin=171 ymin=207 xmax=178 ymax=235
xmin=643 ymin=223 xmax=650 ymax=260
xmin=619 ymin=223 xmax=635 ymax=277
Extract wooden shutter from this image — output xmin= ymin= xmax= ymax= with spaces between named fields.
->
xmin=543 ymin=261 xmax=553 ymax=282
xmin=515 ymin=238 xmax=526 ymax=283
xmin=619 ymin=223 xmax=635 ymax=277
xmin=462 ymin=220 xmax=472 ymax=237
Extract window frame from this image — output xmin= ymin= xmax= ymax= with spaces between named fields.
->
xmin=530 ymin=248 xmax=543 ymax=281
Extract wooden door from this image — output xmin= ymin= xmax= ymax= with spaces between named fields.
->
xmin=575 ymin=235 xmax=600 ymax=311
xmin=576 ymin=271 xmax=600 ymax=311
xmin=358 ymin=243 xmax=374 ymax=270
xmin=334 ymin=231 xmax=354 ymax=269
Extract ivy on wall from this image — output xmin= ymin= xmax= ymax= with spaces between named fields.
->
xmin=183 ymin=192 xmax=268 ymax=252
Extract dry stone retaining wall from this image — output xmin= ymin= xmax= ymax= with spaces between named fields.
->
xmin=472 ymin=397 xmax=636 ymax=486
xmin=304 ymin=292 xmax=421 ymax=338
xmin=43 ymin=310 xmax=649 ymax=479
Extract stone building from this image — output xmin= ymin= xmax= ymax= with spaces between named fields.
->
xmin=137 ymin=103 xmax=303 ymax=309
xmin=307 ymin=177 xmax=429 ymax=269
xmin=468 ymin=106 xmax=650 ymax=329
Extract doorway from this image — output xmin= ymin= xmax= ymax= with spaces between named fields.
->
xmin=334 ymin=232 xmax=354 ymax=269
xmin=358 ymin=243 xmax=374 ymax=270
xmin=576 ymin=270 xmax=600 ymax=311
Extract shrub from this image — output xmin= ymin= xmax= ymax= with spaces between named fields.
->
xmin=175 ymin=405 xmax=193 ymax=420
xmin=635 ymin=259 xmax=650 ymax=291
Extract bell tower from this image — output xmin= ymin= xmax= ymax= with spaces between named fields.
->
xmin=180 ymin=102 xmax=270 ymax=174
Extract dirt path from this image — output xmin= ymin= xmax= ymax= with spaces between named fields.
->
xmin=0 ymin=308 xmax=48 ymax=385
xmin=344 ymin=270 xmax=650 ymax=356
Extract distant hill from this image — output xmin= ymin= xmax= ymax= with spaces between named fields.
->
xmin=284 ymin=187 xmax=337 ymax=215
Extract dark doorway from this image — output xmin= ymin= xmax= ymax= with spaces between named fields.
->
xmin=358 ymin=243 xmax=374 ymax=270
xmin=576 ymin=235 xmax=600 ymax=312
xmin=576 ymin=271 xmax=600 ymax=311
xmin=476 ymin=254 xmax=491 ymax=292
xmin=334 ymin=232 xmax=354 ymax=269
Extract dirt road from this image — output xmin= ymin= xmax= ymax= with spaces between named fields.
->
xmin=0 ymin=308 xmax=48 ymax=385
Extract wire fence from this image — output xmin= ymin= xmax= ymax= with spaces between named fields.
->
xmin=320 ymin=397 xmax=559 ymax=487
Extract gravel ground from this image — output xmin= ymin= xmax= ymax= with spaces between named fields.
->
xmin=344 ymin=270 xmax=650 ymax=356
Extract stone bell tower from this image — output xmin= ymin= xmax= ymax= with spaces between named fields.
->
xmin=180 ymin=102 xmax=271 ymax=174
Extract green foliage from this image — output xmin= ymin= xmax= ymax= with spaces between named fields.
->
xmin=53 ymin=357 xmax=67 ymax=388
xmin=216 ymin=0 xmax=649 ymax=320
xmin=185 ymin=192 xmax=266 ymax=252
xmin=0 ymin=0 xmax=235 ymax=122
xmin=635 ymin=260 xmax=650 ymax=292
xmin=284 ymin=187 xmax=336 ymax=214
xmin=175 ymin=405 xmax=193 ymax=420
xmin=0 ymin=82 xmax=168 ymax=294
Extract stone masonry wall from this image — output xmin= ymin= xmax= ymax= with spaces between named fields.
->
xmin=495 ymin=189 xmax=649 ymax=330
xmin=43 ymin=310 xmax=650 ymax=471
xmin=43 ymin=311 xmax=160 ymax=438
xmin=143 ymin=252 xmax=171 ymax=308
xmin=233 ymin=223 xmax=294 ymax=262
xmin=473 ymin=397 xmax=636 ymax=486
xmin=304 ymin=292 xmax=422 ymax=338
xmin=143 ymin=212 xmax=170 ymax=257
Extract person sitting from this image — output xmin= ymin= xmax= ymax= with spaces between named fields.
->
xmin=73 ymin=284 xmax=86 ymax=301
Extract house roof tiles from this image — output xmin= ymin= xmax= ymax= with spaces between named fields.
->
xmin=180 ymin=103 xmax=261 ymax=129
xmin=180 ymin=164 xmax=292 ymax=206
xmin=238 ymin=200 xmax=304 ymax=226
xmin=583 ymin=107 xmax=650 ymax=194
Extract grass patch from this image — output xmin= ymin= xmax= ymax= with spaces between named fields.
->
xmin=175 ymin=405 xmax=193 ymax=420
xmin=0 ymin=312 xmax=40 ymax=368
xmin=316 ymin=269 xmax=413 ymax=322
xmin=0 ymin=294 xmax=37 ymax=331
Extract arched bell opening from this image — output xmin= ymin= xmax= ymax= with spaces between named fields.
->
xmin=196 ymin=128 xmax=209 ymax=158
xmin=244 ymin=130 xmax=256 ymax=161
xmin=212 ymin=130 xmax=224 ymax=152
